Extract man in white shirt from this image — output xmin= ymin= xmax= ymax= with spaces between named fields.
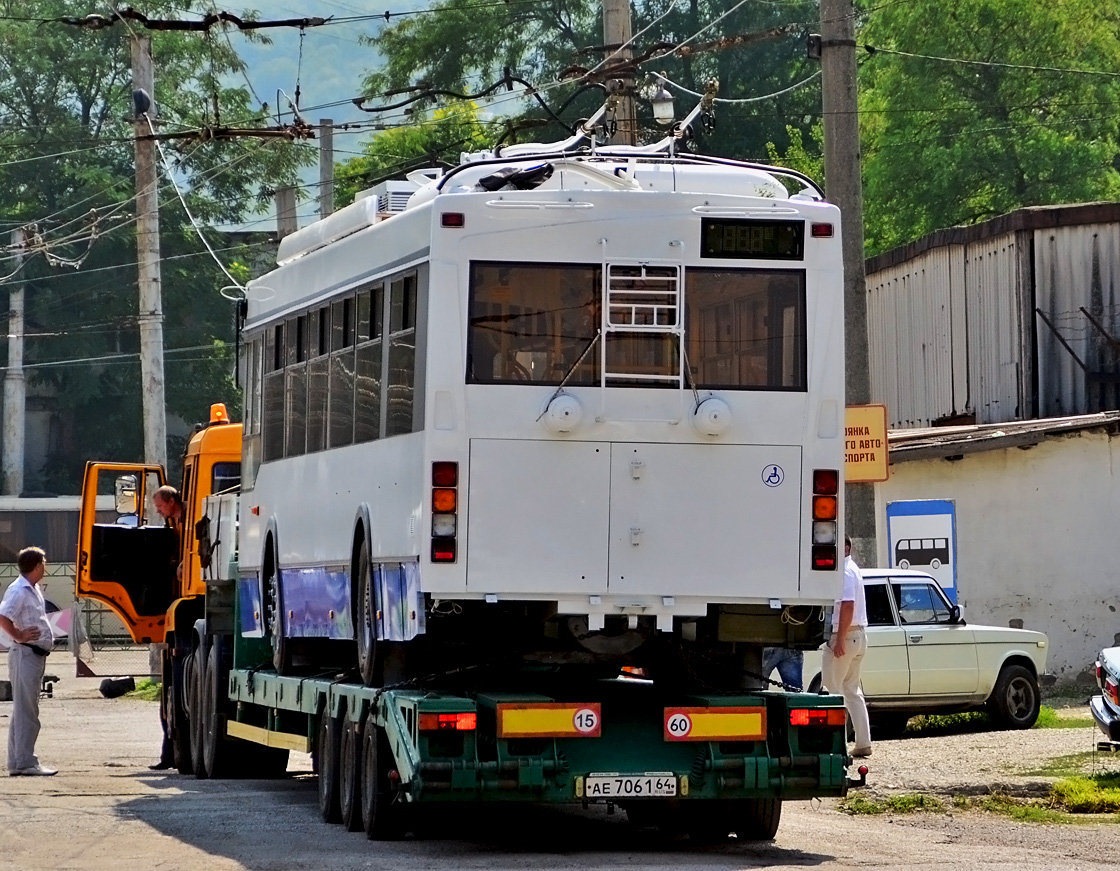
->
xmin=822 ymin=535 xmax=871 ymax=758
xmin=0 ymin=546 xmax=57 ymax=776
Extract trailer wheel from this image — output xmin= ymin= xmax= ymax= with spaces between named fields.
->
xmin=355 ymin=540 xmax=380 ymax=687
xmin=339 ymin=714 xmax=364 ymax=831
xmin=361 ymin=710 xmax=404 ymax=840
xmin=202 ymin=640 xmax=235 ymax=778
xmin=732 ymin=798 xmax=782 ymax=840
xmin=318 ymin=705 xmax=343 ymax=823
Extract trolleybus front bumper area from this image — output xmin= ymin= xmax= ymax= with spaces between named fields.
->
xmin=228 ymin=672 xmax=853 ymax=804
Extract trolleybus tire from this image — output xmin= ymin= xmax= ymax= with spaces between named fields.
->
xmin=317 ymin=704 xmax=343 ymax=823
xmin=733 ymin=797 xmax=782 ymax=840
xmin=338 ymin=710 xmax=364 ymax=831
xmin=355 ymin=539 xmax=379 ymax=687
xmin=188 ymin=645 xmax=210 ymax=779
xmin=264 ymin=548 xmax=292 ymax=675
xmin=202 ymin=639 xmax=234 ymax=778
xmin=361 ymin=710 xmax=404 ymax=840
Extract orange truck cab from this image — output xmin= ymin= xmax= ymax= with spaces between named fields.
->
xmin=76 ymin=404 xmax=241 ymax=644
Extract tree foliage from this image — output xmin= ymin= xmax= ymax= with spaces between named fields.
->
xmin=858 ymin=0 xmax=1120 ymax=254
xmin=0 ymin=0 xmax=309 ymax=491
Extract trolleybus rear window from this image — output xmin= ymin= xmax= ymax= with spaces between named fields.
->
xmin=468 ymin=262 xmax=805 ymax=391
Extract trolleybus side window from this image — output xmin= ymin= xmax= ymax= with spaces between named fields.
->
xmin=307 ymin=306 xmax=329 ymax=452
xmin=285 ymin=315 xmax=308 ymax=457
xmin=467 ymin=261 xmax=601 ymax=385
xmin=262 ymin=323 xmax=285 ymax=461
xmin=685 ymin=269 xmax=806 ymax=391
xmin=355 ymin=287 xmax=384 ymax=443
xmin=329 ymin=296 xmax=356 ymax=448
xmin=386 ymin=274 xmax=417 ymax=436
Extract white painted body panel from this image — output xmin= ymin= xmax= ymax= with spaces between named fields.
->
xmin=241 ymin=156 xmax=847 ymax=629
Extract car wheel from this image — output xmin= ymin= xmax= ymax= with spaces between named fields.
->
xmin=807 ymin=673 xmax=823 ymax=694
xmin=987 ymin=664 xmax=1040 ymax=729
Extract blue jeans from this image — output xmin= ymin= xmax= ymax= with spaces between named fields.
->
xmin=762 ymin=647 xmax=804 ymax=691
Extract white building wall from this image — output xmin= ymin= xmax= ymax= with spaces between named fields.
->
xmin=875 ymin=429 xmax=1120 ymax=683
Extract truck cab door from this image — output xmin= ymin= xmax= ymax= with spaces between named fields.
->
xmin=76 ymin=462 xmax=178 ymax=644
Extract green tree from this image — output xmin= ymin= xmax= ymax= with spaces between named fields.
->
xmin=334 ymin=103 xmax=497 ymax=208
xmin=361 ymin=0 xmax=823 ymax=163
xmin=859 ymin=0 xmax=1120 ymax=254
xmin=0 ymin=0 xmax=309 ymax=491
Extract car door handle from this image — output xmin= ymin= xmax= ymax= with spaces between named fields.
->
xmin=909 ymin=634 xmax=923 ymax=643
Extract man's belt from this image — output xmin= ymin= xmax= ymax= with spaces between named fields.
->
xmin=19 ymin=643 xmax=50 ymax=657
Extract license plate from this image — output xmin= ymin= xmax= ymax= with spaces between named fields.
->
xmin=584 ymin=773 xmax=677 ymax=798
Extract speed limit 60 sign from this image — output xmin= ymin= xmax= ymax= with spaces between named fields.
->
xmin=663 ymin=707 xmax=766 ymax=742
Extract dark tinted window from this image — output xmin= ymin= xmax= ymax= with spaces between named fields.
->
xmin=864 ymin=583 xmax=896 ymax=627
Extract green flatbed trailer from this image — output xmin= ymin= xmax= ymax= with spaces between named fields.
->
xmin=221 ymin=664 xmax=856 ymax=840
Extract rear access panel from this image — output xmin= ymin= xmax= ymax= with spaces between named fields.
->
xmin=608 ymin=443 xmax=802 ymax=598
xmin=467 ymin=439 xmax=609 ymax=594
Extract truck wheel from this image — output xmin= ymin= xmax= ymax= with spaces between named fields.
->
xmin=733 ymin=798 xmax=782 ymax=840
xmin=361 ymin=710 xmax=404 ymax=840
xmin=203 ymin=640 xmax=234 ymax=778
xmin=356 ymin=540 xmax=380 ymax=687
xmin=987 ymin=664 xmax=1040 ymax=729
xmin=170 ymin=653 xmax=194 ymax=776
xmin=189 ymin=646 xmax=210 ymax=779
xmin=318 ymin=705 xmax=343 ymax=823
xmin=339 ymin=714 xmax=364 ymax=831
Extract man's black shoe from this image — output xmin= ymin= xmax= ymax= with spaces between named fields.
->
xmin=148 ymin=759 xmax=174 ymax=771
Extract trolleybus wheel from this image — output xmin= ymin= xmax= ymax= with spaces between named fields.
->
xmin=264 ymin=550 xmax=292 ymax=675
xmin=202 ymin=639 xmax=234 ymax=778
xmin=189 ymin=643 xmax=210 ymax=779
xmin=361 ymin=710 xmax=404 ymax=840
xmin=355 ymin=540 xmax=380 ymax=687
xmin=317 ymin=704 xmax=343 ymax=823
xmin=339 ymin=709 xmax=364 ymax=831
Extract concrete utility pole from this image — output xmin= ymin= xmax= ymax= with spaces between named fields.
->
xmin=3 ymin=227 xmax=26 ymax=495
xmin=132 ymin=35 xmax=168 ymax=469
xmin=319 ymin=119 xmax=334 ymax=218
xmin=276 ymin=187 xmax=298 ymax=239
xmin=820 ymin=0 xmax=876 ymax=564
xmin=602 ymin=0 xmax=636 ymax=146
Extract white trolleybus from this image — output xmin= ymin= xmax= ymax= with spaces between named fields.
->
xmin=237 ymin=100 xmax=847 ymax=691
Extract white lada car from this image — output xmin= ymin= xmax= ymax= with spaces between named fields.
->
xmin=802 ymin=570 xmax=1049 ymax=736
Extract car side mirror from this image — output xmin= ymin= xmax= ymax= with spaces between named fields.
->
xmin=949 ymin=604 xmax=964 ymax=625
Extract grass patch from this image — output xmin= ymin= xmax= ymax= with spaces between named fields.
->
xmin=1034 ymin=706 xmax=1094 ymax=729
xmin=126 ymin=678 xmax=161 ymax=702
xmin=970 ymin=794 xmax=1074 ymax=824
xmin=1020 ymin=751 xmax=1100 ymax=778
xmin=1051 ymin=772 xmax=1120 ymax=814
xmin=840 ymin=793 xmax=944 ymax=815
xmin=904 ymin=710 xmax=991 ymax=737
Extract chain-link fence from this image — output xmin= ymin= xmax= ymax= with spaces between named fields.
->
xmin=0 ymin=563 xmax=154 ymax=678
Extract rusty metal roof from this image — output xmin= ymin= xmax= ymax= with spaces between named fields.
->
xmin=888 ymin=411 xmax=1120 ymax=463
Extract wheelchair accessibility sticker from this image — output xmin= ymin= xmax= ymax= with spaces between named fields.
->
xmin=761 ymin=465 xmax=784 ymax=488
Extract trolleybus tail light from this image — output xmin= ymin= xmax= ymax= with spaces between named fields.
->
xmin=441 ymin=212 xmax=465 ymax=228
xmin=419 ymin=712 xmax=477 ymax=731
xmin=811 ymin=469 xmax=840 ymax=570
xmin=431 ymin=461 xmax=459 ymax=562
xmin=811 ymin=222 xmax=834 ymax=238
xmin=790 ymin=708 xmax=847 ymax=727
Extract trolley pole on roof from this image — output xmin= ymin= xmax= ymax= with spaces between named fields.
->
xmin=319 ymin=119 xmax=334 ymax=218
xmin=2 ymin=227 xmax=26 ymax=496
xmin=132 ymin=34 xmax=168 ymax=469
xmin=820 ymin=0 xmax=877 ymax=564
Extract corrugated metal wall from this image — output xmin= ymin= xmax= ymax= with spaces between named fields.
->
xmin=868 ymin=236 xmax=1029 ymax=427
xmin=867 ymin=208 xmax=1120 ymax=428
xmin=1034 ymin=223 xmax=1120 ymax=417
